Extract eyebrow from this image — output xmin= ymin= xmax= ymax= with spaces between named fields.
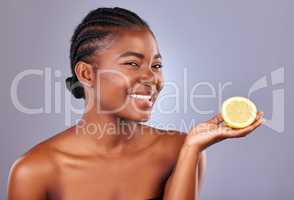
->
xmin=118 ymin=51 xmax=162 ymax=60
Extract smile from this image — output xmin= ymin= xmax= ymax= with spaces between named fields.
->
xmin=129 ymin=94 xmax=152 ymax=101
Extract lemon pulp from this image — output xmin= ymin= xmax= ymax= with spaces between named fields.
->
xmin=221 ymin=96 xmax=257 ymax=128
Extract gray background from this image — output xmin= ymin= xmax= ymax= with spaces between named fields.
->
xmin=1 ymin=0 xmax=293 ymax=199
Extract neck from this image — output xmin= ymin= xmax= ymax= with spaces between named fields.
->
xmin=74 ymin=108 xmax=144 ymax=155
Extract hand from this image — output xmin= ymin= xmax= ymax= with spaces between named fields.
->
xmin=184 ymin=111 xmax=264 ymax=152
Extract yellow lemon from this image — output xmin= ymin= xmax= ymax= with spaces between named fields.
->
xmin=221 ymin=96 xmax=257 ymax=129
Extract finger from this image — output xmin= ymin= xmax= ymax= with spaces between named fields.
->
xmin=251 ymin=111 xmax=264 ymax=125
xmin=218 ymin=125 xmax=233 ymax=135
xmin=207 ymin=113 xmax=224 ymax=125
xmin=228 ymin=118 xmax=264 ymax=138
xmin=256 ymin=111 xmax=264 ymax=120
xmin=217 ymin=111 xmax=264 ymax=139
xmin=219 ymin=123 xmax=233 ymax=131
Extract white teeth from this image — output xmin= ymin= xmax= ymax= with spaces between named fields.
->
xmin=130 ymin=94 xmax=151 ymax=100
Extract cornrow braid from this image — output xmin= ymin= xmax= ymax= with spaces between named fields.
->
xmin=70 ymin=31 xmax=110 ymax=67
xmin=65 ymin=7 xmax=151 ymax=99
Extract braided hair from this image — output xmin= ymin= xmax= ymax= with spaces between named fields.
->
xmin=65 ymin=7 xmax=152 ymax=99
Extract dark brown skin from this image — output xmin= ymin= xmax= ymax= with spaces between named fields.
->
xmin=8 ymin=125 xmax=202 ymax=200
xmin=7 ymin=27 xmax=263 ymax=200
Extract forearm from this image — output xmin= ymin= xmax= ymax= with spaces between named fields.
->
xmin=163 ymin=143 xmax=201 ymax=200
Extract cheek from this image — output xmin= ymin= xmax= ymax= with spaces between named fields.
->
xmin=96 ymin=72 xmax=130 ymax=108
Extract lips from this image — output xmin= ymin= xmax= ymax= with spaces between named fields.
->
xmin=129 ymin=94 xmax=152 ymax=101
xmin=128 ymin=84 xmax=158 ymax=110
xmin=129 ymin=94 xmax=153 ymax=109
xmin=128 ymin=90 xmax=157 ymax=108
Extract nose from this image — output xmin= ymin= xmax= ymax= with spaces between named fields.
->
xmin=137 ymin=64 xmax=163 ymax=93
xmin=140 ymin=65 xmax=156 ymax=82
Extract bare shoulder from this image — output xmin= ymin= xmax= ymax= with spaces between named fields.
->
xmin=159 ymin=129 xmax=187 ymax=150
xmin=145 ymin=125 xmax=207 ymax=161
xmin=7 ymin=126 xmax=76 ymax=195
xmin=11 ymin=140 xmax=54 ymax=169
xmin=143 ymin=125 xmax=187 ymax=157
xmin=10 ymin=126 xmax=72 ymax=169
xmin=7 ymin=136 xmax=59 ymax=199
xmin=9 ymin=135 xmax=60 ymax=179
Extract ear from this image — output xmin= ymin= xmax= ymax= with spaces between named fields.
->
xmin=74 ymin=61 xmax=95 ymax=87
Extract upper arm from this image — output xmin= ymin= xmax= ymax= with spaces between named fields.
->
xmin=162 ymin=131 xmax=207 ymax=197
xmin=163 ymin=150 xmax=207 ymax=195
xmin=7 ymin=154 xmax=52 ymax=200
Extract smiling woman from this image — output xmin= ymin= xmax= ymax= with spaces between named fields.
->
xmin=63 ymin=7 xmax=165 ymax=122
xmin=7 ymin=6 xmax=262 ymax=200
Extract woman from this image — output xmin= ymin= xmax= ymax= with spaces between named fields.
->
xmin=7 ymin=7 xmax=263 ymax=200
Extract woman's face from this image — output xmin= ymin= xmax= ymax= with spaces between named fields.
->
xmin=89 ymin=28 xmax=164 ymax=122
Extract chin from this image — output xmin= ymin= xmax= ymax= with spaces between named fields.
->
xmin=120 ymin=110 xmax=152 ymax=122
xmin=132 ymin=114 xmax=151 ymax=122
xmin=137 ymin=116 xmax=150 ymax=122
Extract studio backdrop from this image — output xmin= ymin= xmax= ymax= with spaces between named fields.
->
xmin=1 ymin=0 xmax=293 ymax=199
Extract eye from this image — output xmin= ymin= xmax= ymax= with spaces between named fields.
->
xmin=124 ymin=61 xmax=139 ymax=67
xmin=152 ymin=63 xmax=163 ymax=69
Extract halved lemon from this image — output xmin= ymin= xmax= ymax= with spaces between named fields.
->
xmin=221 ymin=96 xmax=257 ymax=129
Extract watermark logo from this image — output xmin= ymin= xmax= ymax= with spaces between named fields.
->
xmin=10 ymin=66 xmax=285 ymax=133
xmin=248 ymin=67 xmax=285 ymax=133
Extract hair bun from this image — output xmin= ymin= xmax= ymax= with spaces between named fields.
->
xmin=65 ymin=76 xmax=85 ymax=99
xmin=65 ymin=76 xmax=73 ymax=90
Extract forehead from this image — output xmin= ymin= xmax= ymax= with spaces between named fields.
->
xmin=99 ymin=28 xmax=160 ymax=58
